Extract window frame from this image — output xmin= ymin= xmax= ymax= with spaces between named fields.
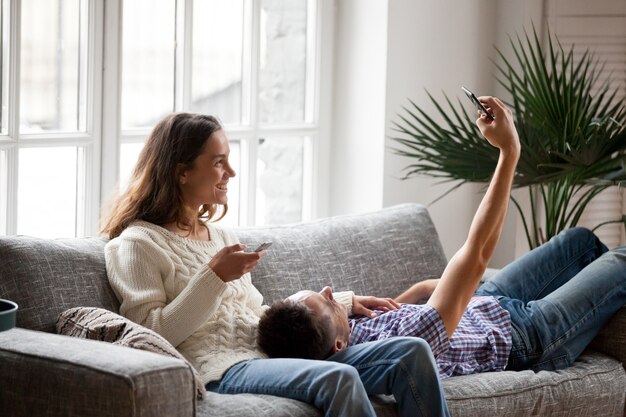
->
xmin=1 ymin=0 xmax=104 ymax=236
xmin=0 ymin=0 xmax=330 ymax=237
xmin=101 ymin=0 xmax=327 ymax=231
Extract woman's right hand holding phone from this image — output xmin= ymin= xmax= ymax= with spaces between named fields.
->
xmin=209 ymin=244 xmax=265 ymax=282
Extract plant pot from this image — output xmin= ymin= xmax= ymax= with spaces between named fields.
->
xmin=0 ymin=299 xmax=18 ymax=332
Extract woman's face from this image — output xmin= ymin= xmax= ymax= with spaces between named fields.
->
xmin=179 ymin=129 xmax=236 ymax=209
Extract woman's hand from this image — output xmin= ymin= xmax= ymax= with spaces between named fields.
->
xmin=352 ymin=295 xmax=401 ymax=318
xmin=209 ymin=244 xmax=265 ymax=282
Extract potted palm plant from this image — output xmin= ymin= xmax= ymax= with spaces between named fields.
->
xmin=392 ymin=28 xmax=626 ymax=249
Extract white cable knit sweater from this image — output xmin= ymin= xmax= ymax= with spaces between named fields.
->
xmin=104 ymin=220 xmax=269 ymax=384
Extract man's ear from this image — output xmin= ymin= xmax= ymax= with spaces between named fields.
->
xmin=332 ymin=338 xmax=348 ymax=353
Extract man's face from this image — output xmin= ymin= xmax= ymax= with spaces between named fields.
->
xmin=287 ymin=286 xmax=351 ymax=347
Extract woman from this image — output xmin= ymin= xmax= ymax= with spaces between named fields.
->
xmin=101 ymin=112 xmax=449 ymax=417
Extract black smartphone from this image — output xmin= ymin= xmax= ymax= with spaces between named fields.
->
xmin=461 ymin=86 xmax=494 ymax=121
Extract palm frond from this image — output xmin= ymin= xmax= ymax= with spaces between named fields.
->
xmin=391 ymin=26 xmax=626 ymax=248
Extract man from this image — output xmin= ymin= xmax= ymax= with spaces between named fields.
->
xmin=258 ymin=97 xmax=626 ymax=378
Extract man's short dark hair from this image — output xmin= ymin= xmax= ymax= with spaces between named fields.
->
xmin=257 ymin=300 xmax=334 ymax=360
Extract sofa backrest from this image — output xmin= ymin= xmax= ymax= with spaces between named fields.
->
xmin=0 ymin=203 xmax=448 ymax=332
xmin=237 ymin=203 xmax=448 ymax=304
xmin=0 ymin=236 xmax=119 ymax=333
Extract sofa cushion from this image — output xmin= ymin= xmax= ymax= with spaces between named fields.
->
xmin=442 ymin=351 xmax=626 ymax=417
xmin=590 ymin=306 xmax=626 ymax=366
xmin=56 ymin=306 xmax=205 ymax=399
xmin=236 ymin=203 xmax=448 ymax=304
xmin=0 ymin=236 xmax=118 ymax=333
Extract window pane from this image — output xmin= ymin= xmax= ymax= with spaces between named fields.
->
xmin=190 ymin=0 xmax=244 ymax=124
xmin=256 ymin=137 xmax=302 ymax=225
xmin=119 ymin=141 xmax=145 ymax=192
xmin=258 ymin=0 xmax=309 ymax=124
xmin=17 ymin=147 xmax=78 ymax=238
xmin=122 ymin=0 xmax=175 ymax=130
xmin=20 ymin=0 xmax=86 ymax=133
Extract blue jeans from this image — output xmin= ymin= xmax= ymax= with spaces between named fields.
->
xmin=207 ymin=337 xmax=450 ymax=417
xmin=476 ymin=227 xmax=626 ymax=371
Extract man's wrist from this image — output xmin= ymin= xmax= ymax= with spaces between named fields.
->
xmin=499 ymin=145 xmax=520 ymax=161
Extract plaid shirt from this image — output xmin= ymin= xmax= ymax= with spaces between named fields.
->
xmin=349 ymin=296 xmax=512 ymax=378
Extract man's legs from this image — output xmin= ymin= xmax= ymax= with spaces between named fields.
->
xmin=507 ymin=246 xmax=626 ymax=371
xmin=476 ymin=228 xmax=625 ymax=371
xmin=207 ymin=338 xmax=450 ymax=417
xmin=207 ymin=357 xmax=378 ymax=417
xmin=476 ymin=227 xmax=608 ymax=301
xmin=329 ymin=337 xmax=450 ymax=417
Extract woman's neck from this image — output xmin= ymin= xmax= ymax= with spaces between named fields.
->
xmin=163 ymin=214 xmax=210 ymax=241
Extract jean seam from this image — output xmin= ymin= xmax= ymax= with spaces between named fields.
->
xmin=532 ymin=243 xmax=597 ymax=299
xmin=543 ymin=284 xmax=618 ymax=354
xmin=353 ymin=358 xmax=427 ymax=417
xmin=219 ymin=381 xmax=314 ymax=398
xmin=400 ymin=360 xmax=428 ymax=417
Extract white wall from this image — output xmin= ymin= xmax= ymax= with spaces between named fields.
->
xmin=329 ymin=0 xmax=546 ymax=266
xmin=382 ymin=0 xmax=497 ymax=262
xmin=327 ymin=0 xmax=389 ymax=215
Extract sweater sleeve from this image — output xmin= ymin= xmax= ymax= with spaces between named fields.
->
xmin=334 ymin=291 xmax=354 ymax=316
xmin=105 ymin=234 xmax=228 ymax=347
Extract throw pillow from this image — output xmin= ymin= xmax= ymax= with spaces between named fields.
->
xmin=56 ymin=306 xmax=205 ymax=399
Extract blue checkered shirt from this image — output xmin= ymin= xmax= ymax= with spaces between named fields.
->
xmin=349 ymin=296 xmax=512 ymax=378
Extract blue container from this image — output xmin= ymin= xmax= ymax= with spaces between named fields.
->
xmin=0 ymin=299 xmax=18 ymax=332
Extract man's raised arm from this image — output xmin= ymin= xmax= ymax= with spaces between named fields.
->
xmin=427 ymin=97 xmax=520 ymax=338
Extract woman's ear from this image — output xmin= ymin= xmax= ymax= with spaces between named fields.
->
xmin=176 ymin=163 xmax=188 ymax=185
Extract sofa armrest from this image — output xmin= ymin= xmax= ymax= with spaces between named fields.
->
xmin=0 ymin=328 xmax=196 ymax=417
xmin=590 ymin=306 xmax=626 ymax=366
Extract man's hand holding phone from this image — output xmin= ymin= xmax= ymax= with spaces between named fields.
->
xmin=462 ymin=86 xmax=495 ymax=121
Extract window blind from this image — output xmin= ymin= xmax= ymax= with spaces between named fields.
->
xmin=545 ymin=0 xmax=626 ymax=248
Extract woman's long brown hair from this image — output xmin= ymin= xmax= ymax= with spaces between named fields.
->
xmin=101 ymin=113 xmax=226 ymax=239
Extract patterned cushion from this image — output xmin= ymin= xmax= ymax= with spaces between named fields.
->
xmin=56 ymin=306 xmax=205 ymax=399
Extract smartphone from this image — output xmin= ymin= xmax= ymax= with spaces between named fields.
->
xmin=461 ymin=86 xmax=494 ymax=121
xmin=253 ymin=242 xmax=273 ymax=252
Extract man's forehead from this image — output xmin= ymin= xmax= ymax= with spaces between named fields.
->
xmin=286 ymin=290 xmax=317 ymax=303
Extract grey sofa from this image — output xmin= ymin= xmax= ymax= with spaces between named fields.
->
xmin=1 ymin=203 xmax=624 ymax=417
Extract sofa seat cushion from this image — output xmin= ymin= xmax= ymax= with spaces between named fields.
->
xmin=197 ymin=392 xmax=320 ymax=417
xmin=442 ymin=351 xmax=626 ymax=417
xmin=57 ymin=306 xmax=205 ymax=398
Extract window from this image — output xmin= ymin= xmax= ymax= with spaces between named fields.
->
xmin=1 ymin=0 xmax=324 ymax=237
xmin=1 ymin=0 xmax=100 ymax=238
